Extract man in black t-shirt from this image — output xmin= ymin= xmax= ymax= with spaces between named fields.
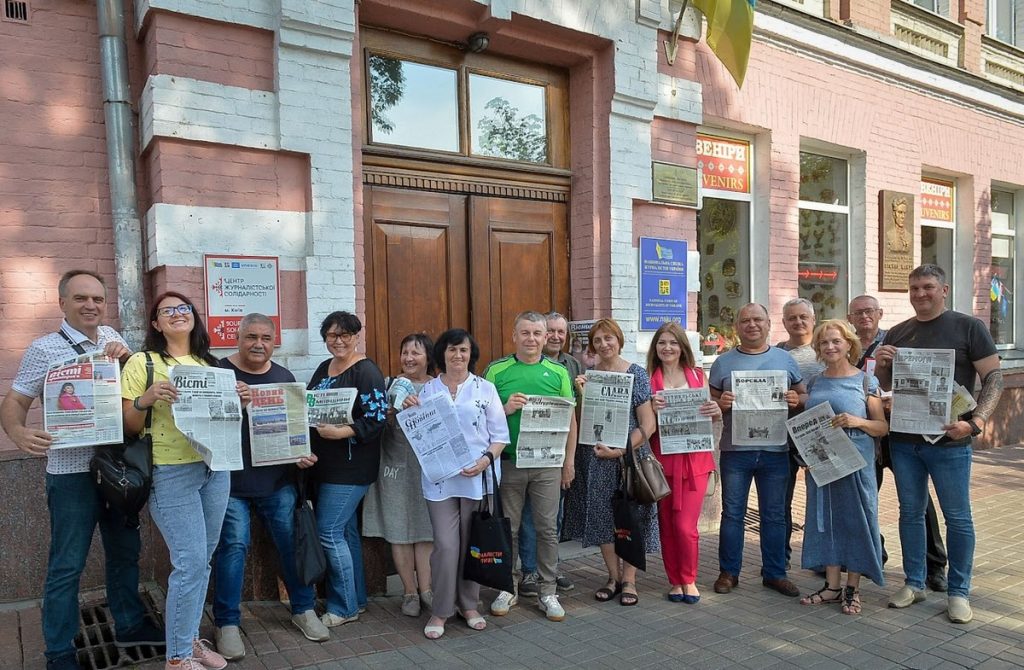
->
xmin=212 ymin=314 xmax=327 ymax=659
xmin=874 ymin=266 xmax=1003 ymax=625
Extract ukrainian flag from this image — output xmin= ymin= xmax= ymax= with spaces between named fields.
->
xmin=692 ymin=0 xmax=756 ymax=87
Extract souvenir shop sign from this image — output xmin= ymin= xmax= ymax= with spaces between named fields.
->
xmin=696 ymin=134 xmax=750 ymax=194
xmin=639 ymin=237 xmax=687 ymax=331
xmin=204 ymin=255 xmax=281 ymax=347
xmin=920 ymin=178 xmax=954 ymax=223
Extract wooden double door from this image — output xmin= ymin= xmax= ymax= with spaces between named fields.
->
xmin=364 ymin=186 xmax=569 ymax=374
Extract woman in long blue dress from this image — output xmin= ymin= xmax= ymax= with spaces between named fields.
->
xmin=798 ymin=319 xmax=888 ymax=615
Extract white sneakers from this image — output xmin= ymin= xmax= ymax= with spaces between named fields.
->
xmin=538 ymin=595 xmax=565 ymax=622
xmin=214 ymin=626 xmax=245 ymax=661
xmin=321 ymin=611 xmax=360 ymax=627
xmin=947 ymin=596 xmax=973 ymax=624
xmin=292 ymin=609 xmax=331 ymax=641
xmin=490 ymin=590 xmax=518 ymax=616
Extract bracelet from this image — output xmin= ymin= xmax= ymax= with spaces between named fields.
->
xmin=132 ymin=396 xmax=149 ymax=412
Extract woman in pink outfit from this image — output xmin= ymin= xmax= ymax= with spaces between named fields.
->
xmin=647 ymin=322 xmax=721 ymax=603
xmin=57 ymin=383 xmax=86 ymax=411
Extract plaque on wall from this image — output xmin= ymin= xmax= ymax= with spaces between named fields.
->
xmin=652 ymin=162 xmax=699 ymax=207
xmin=878 ymin=190 xmax=915 ymax=292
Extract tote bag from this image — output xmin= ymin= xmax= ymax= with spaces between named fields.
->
xmin=463 ymin=458 xmax=515 ymax=593
xmin=294 ymin=471 xmax=327 ymax=587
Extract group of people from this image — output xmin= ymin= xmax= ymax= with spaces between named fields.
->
xmin=1 ymin=263 xmax=1002 ymax=670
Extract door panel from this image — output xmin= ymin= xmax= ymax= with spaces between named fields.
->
xmin=364 ymin=187 xmax=468 ymax=375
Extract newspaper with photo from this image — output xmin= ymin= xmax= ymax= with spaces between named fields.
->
xmin=397 ymin=393 xmax=477 ymax=484
xmin=247 ymin=382 xmax=312 ymax=466
xmin=578 ymin=370 xmax=634 ymax=447
xmin=656 ymin=386 xmax=715 ymax=454
xmin=786 ymin=401 xmax=867 ymax=487
xmin=306 ymin=388 xmax=358 ymax=426
xmin=169 ymin=365 xmax=243 ymax=471
xmin=43 ymin=353 xmax=123 ymax=449
xmin=923 ymin=382 xmax=978 ymax=444
xmin=731 ymin=370 xmax=790 ymax=446
xmin=516 ymin=395 xmax=575 ymax=468
xmin=890 ymin=348 xmax=955 ymax=435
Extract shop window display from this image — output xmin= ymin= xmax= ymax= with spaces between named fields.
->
xmin=697 ymin=198 xmax=750 ymax=351
xmin=990 ymin=189 xmax=1016 ymax=346
xmin=798 ymin=152 xmax=849 ymax=320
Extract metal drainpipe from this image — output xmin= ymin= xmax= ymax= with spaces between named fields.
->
xmin=96 ymin=0 xmax=146 ymax=349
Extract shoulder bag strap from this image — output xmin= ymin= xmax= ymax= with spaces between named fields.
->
xmin=488 ymin=454 xmax=505 ymax=517
xmin=56 ymin=328 xmax=88 ymax=355
xmin=142 ymin=352 xmax=155 ymax=432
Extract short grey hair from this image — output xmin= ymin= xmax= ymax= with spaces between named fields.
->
xmin=848 ymin=295 xmax=880 ymax=311
xmin=238 ymin=313 xmax=276 ymax=335
xmin=514 ymin=310 xmax=548 ymax=328
xmin=58 ymin=270 xmax=105 ymax=297
xmin=782 ymin=297 xmax=815 ymax=317
xmin=545 ymin=311 xmax=568 ymax=324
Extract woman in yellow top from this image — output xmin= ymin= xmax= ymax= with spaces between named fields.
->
xmin=122 ymin=291 xmax=249 ymax=670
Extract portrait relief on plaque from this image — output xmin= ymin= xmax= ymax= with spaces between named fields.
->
xmin=879 ymin=190 xmax=915 ymax=291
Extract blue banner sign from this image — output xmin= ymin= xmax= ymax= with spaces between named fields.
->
xmin=639 ymin=237 xmax=687 ymax=331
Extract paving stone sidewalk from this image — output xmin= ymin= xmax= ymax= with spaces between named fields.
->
xmin=4 ymin=445 xmax=1022 ymax=669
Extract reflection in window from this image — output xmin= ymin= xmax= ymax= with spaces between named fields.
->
xmin=368 ymin=55 xmax=459 ymax=152
xmin=697 ymin=198 xmax=750 ymax=349
xmin=798 ymin=152 xmax=849 ymax=320
xmin=990 ymin=190 xmax=1016 ymax=346
xmin=470 ymin=74 xmax=547 ymax=163
xmin=921 ymin=227 xmax=954 ymax=309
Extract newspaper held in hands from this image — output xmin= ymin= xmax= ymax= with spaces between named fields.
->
xmin=579 ymin=370 xmax=634 ymax=447
xmin=890 ymin=348 xmax=955 ymax=436
xmin=656 ymin=387 xmax=715 ymax=454
xmin=306 ymin=388 xmax=357 ymax=426
xmin=43 ymin=353 xmax=123 ymax=449
xmin=169 ymin=365 xmax=243 ymax=471
xmin=247 ymin=382 xmax=312 ymax=466
xmin=397 ymin=393 xmax=477 ymax=484
xmin=731 ymin=370 xmax=790 ymax=446
xmin=516 ymin=395 xmax=575 ymax=468
xmin=786 ymin=402 xmax=868 ymax=487
xmin=923 ymin=383 xmax=979 ymax=444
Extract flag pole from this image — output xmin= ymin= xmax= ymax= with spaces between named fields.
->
xmin=664 ymin=0 xmax=691 ymax=65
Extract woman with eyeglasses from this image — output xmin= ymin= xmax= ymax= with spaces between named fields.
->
xmin=307 ymin=311 xmax=387 ymax=628
xmin=121 ymin=293 xmax=249 ymax=670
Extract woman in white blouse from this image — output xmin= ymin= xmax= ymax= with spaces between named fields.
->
xmin=403 ymin=328 xmax=509 ymax=640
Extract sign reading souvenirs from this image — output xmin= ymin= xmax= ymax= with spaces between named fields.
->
xmin=878 ymin=191 xmax=915 ymax=292
xmin=204 ymin=255 xmax=281 ymax=347
xmin=696 ymin=134 xmax=750 ymax=194
xmin=639 ymin=237 xmax=688 ymax=331
xmin=651 ymin=161 xmax=699 ymax=207
xmin=920 ymin=178 xmax=954 ymax=223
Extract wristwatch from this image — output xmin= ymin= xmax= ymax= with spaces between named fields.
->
xmin=969 ymin=420 xmax=984 ymax=437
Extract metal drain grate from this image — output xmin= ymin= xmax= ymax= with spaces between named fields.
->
xmin=75 ymin=592 xmax=164 ymax=670
xmin=744 ymin=507 xmax=802 ymax=535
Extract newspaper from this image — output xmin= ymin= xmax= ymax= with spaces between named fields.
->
xmin=731 ymin=370 xmax=790 ymax=446
xmin=786 ymin=402 xmax=868 ymax=487
xmin=890 ymin=348 xmax=955 ymax=435
xmin=516 ymin=395 xmax=575 ymax=468
xmin=306 ymin=388 xmax=358 ymax=426
xmin=924 ymin=383 xmax=978 ymax=444
xmin=43 ymin=353 xmax=123 ymax=449
xmin=169 ymin=365 xmax=243 ymax=471
xmin=579 ymin=370 xmax=634 ymax=447
xmin=397 ymin=393 xmax=477 ymax=484
xmin=656 ymin=387 xmax=715 ymax=454
xmin=247 ymin=382 xmax=312 ymax=466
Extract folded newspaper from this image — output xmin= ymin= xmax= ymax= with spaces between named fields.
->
xmin=169 ymin=365 xmax=243 ymax=471
xmin=890 ymin=348 xmax=955 ymax=436
xmin=43 ymin=353 xmax=122 ymax=449
xmin=923 ymin=383 xmax=978 ymax=444
xmin=306 ymin=387 xmax=357 ymax=426
xmin=786 ymin=402 xmax=867 ymax=487
xmin=248 ymin=382 xmax=312 ymax=466
xmin=397 ymin=393 xmax=476 ymax=484
xmin=579 ymin=370 xmax=633 ymax=447
xmin=516 ymin=395 xmax=575 ymax=468
xmin=656 ymin=387 xmax=715 ymax=454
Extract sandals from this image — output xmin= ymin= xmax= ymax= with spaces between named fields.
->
xmin=800 ymin=582 xmax=843 ymax=606
xmin=842 ymin=586 xmax=861 ymax=615
xmin=457 ymin=609 xmax=487 ymax=630
xmin=620 ymin=582 xmax=639 ymax=607
xmin=595 ymin=579 xmax=623 ymax=602
xmin=423 ymin=617 xmax=445 ymax=640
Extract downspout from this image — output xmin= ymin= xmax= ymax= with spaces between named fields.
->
xmin=96 ymin=0 xmax=146 ymax=349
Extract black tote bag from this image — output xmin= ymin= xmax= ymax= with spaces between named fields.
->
xmin=462 ymin=457 xmax=515 ymax=593
xmin=294 ymin=471 xmax=327 ymax=587
xmin=612 ymin=462 xmax=647 ymax=572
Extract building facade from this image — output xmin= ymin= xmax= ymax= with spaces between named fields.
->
xmin=2 ymin=0 xmax=1023 ymax=599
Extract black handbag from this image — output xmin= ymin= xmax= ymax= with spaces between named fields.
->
xmin=294 ymin=471 xmax=327 ymax=587
xmin=462 ymin=456 xmax=515 ymax=593
xmin=612 ymin=464 xmax=647 ymax=572
xmin=90 ymin=352 xmax=154 ymax=529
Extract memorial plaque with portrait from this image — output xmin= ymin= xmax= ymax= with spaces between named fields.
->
xmin=879 ymin=190 xmax=915 ymax=291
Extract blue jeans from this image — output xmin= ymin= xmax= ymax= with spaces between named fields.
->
xmin=43 ymin=472 xmax=147 ymax=661
xmin=719 ymin=450 xmax=790 ymax=580
xmin=889 ymin=439 xmax=974 ymax=598
xmin=316 ymin=483 xmax=369 ymax=617
xmin=150 ymin=463 xmax=230 ymax=660
xmin=213 ymin=485 xmax=316 ymax=626
xmin=518 ymin=491 xmax=566 ymax=574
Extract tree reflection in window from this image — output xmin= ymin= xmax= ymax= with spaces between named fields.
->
xmin=368 ymin=55 xmax=406 ymax=134
xmin=476 ymin=97 xmax=547 ymax=162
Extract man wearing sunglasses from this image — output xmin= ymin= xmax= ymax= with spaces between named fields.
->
xmin=1 ymin=270 xmax=164 ymax=670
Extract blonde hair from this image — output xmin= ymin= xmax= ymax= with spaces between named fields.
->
xmin=646 ymin=321 xmax=695 ymax=374
xmin=811 ymin=319 xmax=862 ymax=365
xmin=587 ymin=318 xmax=624 ymax=354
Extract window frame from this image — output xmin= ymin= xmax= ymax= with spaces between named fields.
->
xmin=797 ymin=147 xmax=852 ymax=320
xmin=920 ymin=176 xmax=957 ymax=309
xmin=987 ymin=0 xmax=1022 ymax=47
xmin=990 ymin=186 xmax=1019 ymax=349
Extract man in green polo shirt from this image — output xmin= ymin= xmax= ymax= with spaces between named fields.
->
xmin=484 ymin=311 xmax=577 ymax=622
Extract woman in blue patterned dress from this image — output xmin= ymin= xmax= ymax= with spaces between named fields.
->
xmin=564 ymin=318 xmax=658 ymax=607
xmin=798 ymin=319 xmax=888 ymax=615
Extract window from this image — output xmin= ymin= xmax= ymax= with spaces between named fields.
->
xmin=798 ymin=152 xmax=849 ymax=321
xmin=920 ymin=177 xmax=955 ymax=309
xmin=990 ymin=189 xmax=1016 ymax=346
xmin=368 ymin=56 xmax=459 ymax=153
xmin=908 ymin=0 xmax=950 ymax=15
xmin=988 ymin=0 xmax=1024 ymax=46
xmin=696 ymin=134 xmax=752 ymax=350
